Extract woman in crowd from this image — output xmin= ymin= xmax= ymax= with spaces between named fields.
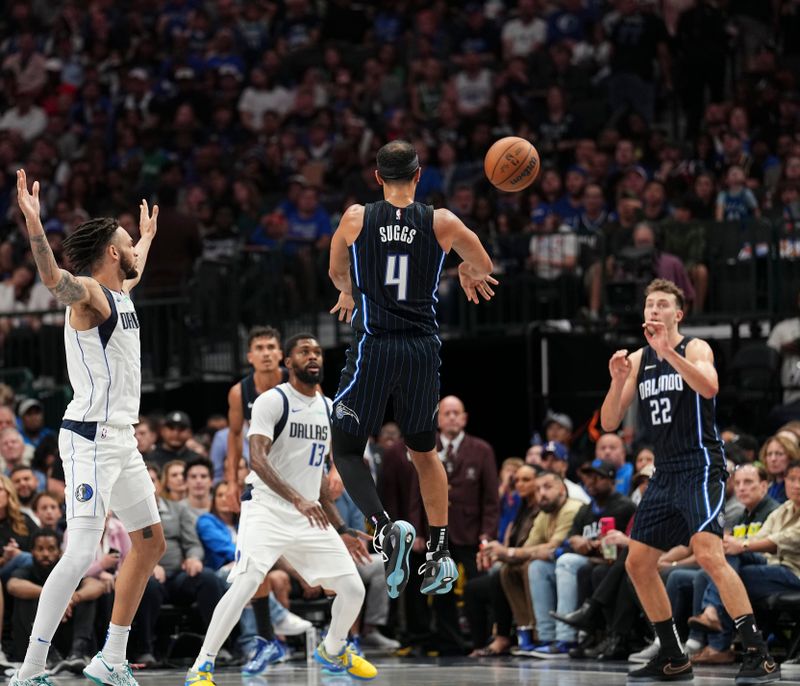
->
xmin=0 ymin=474 xmax=36 ymax=583
xmin=160 ymin=460 xmax=187 ymax=502
xmin=760 ymin=434 xmax=798 ymax=503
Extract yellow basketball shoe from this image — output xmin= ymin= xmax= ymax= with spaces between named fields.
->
xmin=184 ymin=661 xmax=215 ymax=686
xmin=313 ymin=643 xmax=377 ymax=680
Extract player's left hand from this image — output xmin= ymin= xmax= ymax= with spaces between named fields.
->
xmin=341 ymin=530 xmax=371 ymax=565
xmin=330 ymin=291 xmax=355 ymax=322
xmin=643 ymin=320 xmax=670 ymax=356
xmin=138 ymin=198 xmax=159 ymax=240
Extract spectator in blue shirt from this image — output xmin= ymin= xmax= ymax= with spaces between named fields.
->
xmin=589 ymin=433 xmax=633 ymax=496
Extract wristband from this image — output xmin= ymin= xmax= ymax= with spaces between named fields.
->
xmin=335 ymin=523 xmax=348 ymax=535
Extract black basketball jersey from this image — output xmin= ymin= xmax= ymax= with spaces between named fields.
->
xmin=350 ymin=201 xmax=445 ymax=336
xmin=240 ymin=368 xmax=289 ymax=421
xmin=636 ymin=336 xmax=724 ymax=467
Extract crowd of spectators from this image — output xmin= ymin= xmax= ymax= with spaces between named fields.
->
xmin=0 ymin=0 xmax=800 ymax=330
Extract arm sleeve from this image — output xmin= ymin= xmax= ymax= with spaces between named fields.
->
xmin=247 ymin=389 xmax=284 ymax=441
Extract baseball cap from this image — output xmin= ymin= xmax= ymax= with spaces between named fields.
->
xmin=543 ymin=411 xmax=573 ymax=432
xmin=581 ymin=458 xmax=617 ymax=480
xmin=542 ymin=441 xmax=568 ymax=461
xmin=18 ymin=398 xmax=43 ymax=415
xmin=165 ymin=411 xmax=191 ymax=428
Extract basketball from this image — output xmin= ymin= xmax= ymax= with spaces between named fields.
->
xmin=484 ymin=137 xmax=540 ymax=192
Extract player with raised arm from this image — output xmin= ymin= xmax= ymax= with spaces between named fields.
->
xmin=12 ymin=170 xmax=166 ymax=686
xmin=184 ymin=334 xmax=378 ymax=685
xmin=601 ymin=278 xmax=778 ymax=685
xmin=328 ymin=140 xmax=498 ymax=598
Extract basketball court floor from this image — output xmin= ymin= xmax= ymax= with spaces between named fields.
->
xmin=29 ymin=658 xmax=800 ymax=686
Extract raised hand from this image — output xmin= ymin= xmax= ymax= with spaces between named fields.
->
xmin=16 ymin=169 xmax=41 ymax=225
xmin=643 ymin=320 xmax=670 ymax=357
xmin=139 ymin=198 xmax=159 ymax=240
xmin=608 ymin=350 xmax=631 ymax=383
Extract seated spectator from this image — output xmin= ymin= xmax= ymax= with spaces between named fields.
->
xmin=31 ymin=435 xmax=65 ymax=500
xmin=591 ymin=432 xmax=633 ymax=496
xmin=10 ymin=465 xmax=42 ymax=524
xmin=134 ymin=493 xmax=226 ymax=663
xmin=630 ymin=463 xmax=655 ymax=507
xmin=498 ymin=457 xmax=524 ymax=543
xmin=684 ymin=463 xmax=779 ymax=664
xmin=716 ymin=165 xmax=760 ymax=222
xmin=8 ymin=529 xmax=106 ymax=669
xmin=469 ymin=464 xmax=540 ymax=656
xmin=687 ymin=461 xmax=800 ymax=661
xmin=760 ymin=435 xmax=798 ymax=503
xmin=501 ymin=0 xmax=546 ymax=59
xmin=0 ymin=474 xmax=36 ymax=583
xmin=507 ymin=472 xmax=582 ymax=654
xmin=181 ymin=457 xmax=213 ymax=520
xmin=134 ymin=417 xmax=159 ymax=458
xmin=32 ymin=491 xmax=64 ymax=535
xmin=767 ymin=295 xmax=800 ymax=404
xmin=149 ymin=412 xmax=203 ymax=468
xmin=661 ymin=197 xmax=709 ymax=312
xmin=1 ymin=427 xmax=33 ymax=473
xmin=540 ymin=442 xmax=590 ymax=504
xmin=16 ymin=399 xmax=54 ymax=449
xmin=630 ymin=222 xmax=696 ymax=309
xmin=527 ymin=213 xmax=578 ymax=282
xmin=160 ymin=460 xmax=187 ymax=502
xmin=529 ymin=460 xmax=635 ymax=658
xmin=0 ymin=406 xmax=16 ymax=432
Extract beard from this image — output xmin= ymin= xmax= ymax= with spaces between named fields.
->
xmin=120 ymin=253 xmax=138 ymax=280
xmin=295 ymin=365 xmax=323 ymax=385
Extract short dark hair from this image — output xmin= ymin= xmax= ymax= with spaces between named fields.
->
xmin=376 ymin=140 xmax=419 ymax=183
xmin=535 ymin=470 xmax=564 ymax=484
xmin=145 ymin=461 xmax=162 ymax=479
xmin=185 ymin=456 xmax=213 ymax=478
xmin=786 ymin=459 xmax=800 ymax=477
xmin=32 ymin=528 xmax=61 ymax=547
xmin=135 ymin=415 xmax=159 ymax=434
xmin=644 ymin=278 xmax=685 ymax=310
xmin=9 ymin=465 xmax=35 ymax=477
xmin=62 ymin=217 xmax=120 ymax=274
xmin=284 ymin=332 xmax=318 ymax=357
xmin=248 ymin=326 xmax=281 ymax=349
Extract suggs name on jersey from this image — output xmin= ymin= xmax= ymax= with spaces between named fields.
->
xmin=289 ymin=423 xmax=329 ymax=441
xmin=379 ymin=225 xmax=417 ymax=244
xmin=639 ymin=373 xmax=684 ymax=400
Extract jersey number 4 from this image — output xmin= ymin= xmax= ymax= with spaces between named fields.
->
xmin=385 ymin=254 xmax=409 ymax=301
xmin=649 ymin=398 xmax=672 ymax=425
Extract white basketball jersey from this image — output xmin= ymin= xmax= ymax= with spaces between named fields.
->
xmin=63 ymin=286 xmax=141 ymax=425
xmin=247 ymin=383 xmax=332 ymax=503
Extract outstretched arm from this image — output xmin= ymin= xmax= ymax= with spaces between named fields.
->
xmin=601 ymin=348 xmax=642 ymax=431
xmin=17 ymin=169 xmax=92 ymax=307
xmin=124 ymin=199 xmax=158 ymax=292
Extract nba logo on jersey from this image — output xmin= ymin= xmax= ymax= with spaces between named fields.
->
xmin=99 ymin=426 xmax=108 ymax=440
xmin=396 ymin=208 xmax=401 ymax=220
xmin=75 ymin=483 xmax=94 ymax=502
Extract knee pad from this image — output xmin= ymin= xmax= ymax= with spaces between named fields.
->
xmin=404 ymin=430 xmax=436 ymax=453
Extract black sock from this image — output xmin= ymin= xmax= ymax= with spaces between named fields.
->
xmin=428 ymin=526 xmax=449 ymax=555
xmin=734 ymin=614 xmax=767 ymax=652
xmin=252 ymin=597 xmax=275 ymax=641
xmin=653 ymin=619 xmax=684 ymax=659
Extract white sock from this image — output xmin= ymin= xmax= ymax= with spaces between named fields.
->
xmin=321 ymin=574 xmax=365 ymax=657
xmin=191 ymin=651 xmax=217 ymax=672
xmin=19 ymin=526 xmax=103 ymax=679
xmin=103 ymin=624 xmax=131 ymax=664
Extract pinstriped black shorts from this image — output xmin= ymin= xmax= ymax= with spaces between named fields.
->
xmin=331 ymin=333 xmax=441 ymax=437
xmin=630 ymin=459 xmax=728 ymax=550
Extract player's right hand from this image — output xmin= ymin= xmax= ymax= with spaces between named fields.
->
xmin=330 ymin=291 xmax=355 ymax=322
xmin=458 ymin=263 xmax=499 ymax=304
xmin=608 ymin=350 xmax=631 ymax=382
xmin=296 ymin=497 xmax=329 ymax=529
xmin=16 ymin=169 xmax=41 ymax=224
xmin=225 ymin=484 xmax=241 ymax=514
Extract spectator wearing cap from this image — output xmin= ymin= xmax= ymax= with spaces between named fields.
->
xmin=16 ymin=399 xmax=53 ymax=449
xmin=528 ymin=459 xmax=635 ymax=657
xmin=411 ymin=395 xmax=499 ymax=653
xmin=540 ymin=442 xmax=590 ymax=504
xmin=592 ymin=432 xmax=633 ymax=496
xmin=149 ymin=412 xmax=203 ymax=469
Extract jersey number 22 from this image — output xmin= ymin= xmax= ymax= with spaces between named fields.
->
xmin=649 ymin=398 xmax=672 ymax=425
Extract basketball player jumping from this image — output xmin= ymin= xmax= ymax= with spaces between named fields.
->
xmin=328 ymin=140 xmax=498 ymax=598
xmin=601 ymin=278 xmax=778 ymax=685
xmin=184 ymin=334 xmax=378 ymax=684
xmin=14 ymin=170 xmax=166 ymax=686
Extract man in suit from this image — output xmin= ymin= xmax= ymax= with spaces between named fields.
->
xmin=411 ymin=395 xmax=499 ymax=653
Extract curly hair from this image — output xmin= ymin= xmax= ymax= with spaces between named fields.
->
xmin=62 ymin=217 xmax=119 ymax=274
xmin=0 ymin=474 xmax=30 ymax=537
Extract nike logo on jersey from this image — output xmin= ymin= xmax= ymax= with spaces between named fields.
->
xmin=644 ymin=364 xmax=657 ymax=370
xmin=291 ymin=408 xmax=304 ymax=413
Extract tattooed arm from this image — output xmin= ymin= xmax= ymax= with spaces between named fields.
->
xmin=17 ymin=169 xmax=93 ymax=307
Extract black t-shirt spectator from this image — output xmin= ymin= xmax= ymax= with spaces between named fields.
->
xmin=0 ymin=514 xmax=38 ymax=551
xmin=568 ymin=491 xmax=636 ymax=540
xmin=149 ymin=445 xmax=203 ymax=469
xmin=608 ymin=12 xmax=668 ymax=80
xmin=11 ymin=558 xmax=52 ymax=586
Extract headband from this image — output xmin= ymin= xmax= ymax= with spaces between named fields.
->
xmin=377 ymin=154 xmax=420 ymax=179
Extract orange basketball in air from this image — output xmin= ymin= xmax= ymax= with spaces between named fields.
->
xmin=484 ymin=137 xmax=540 ymax=192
